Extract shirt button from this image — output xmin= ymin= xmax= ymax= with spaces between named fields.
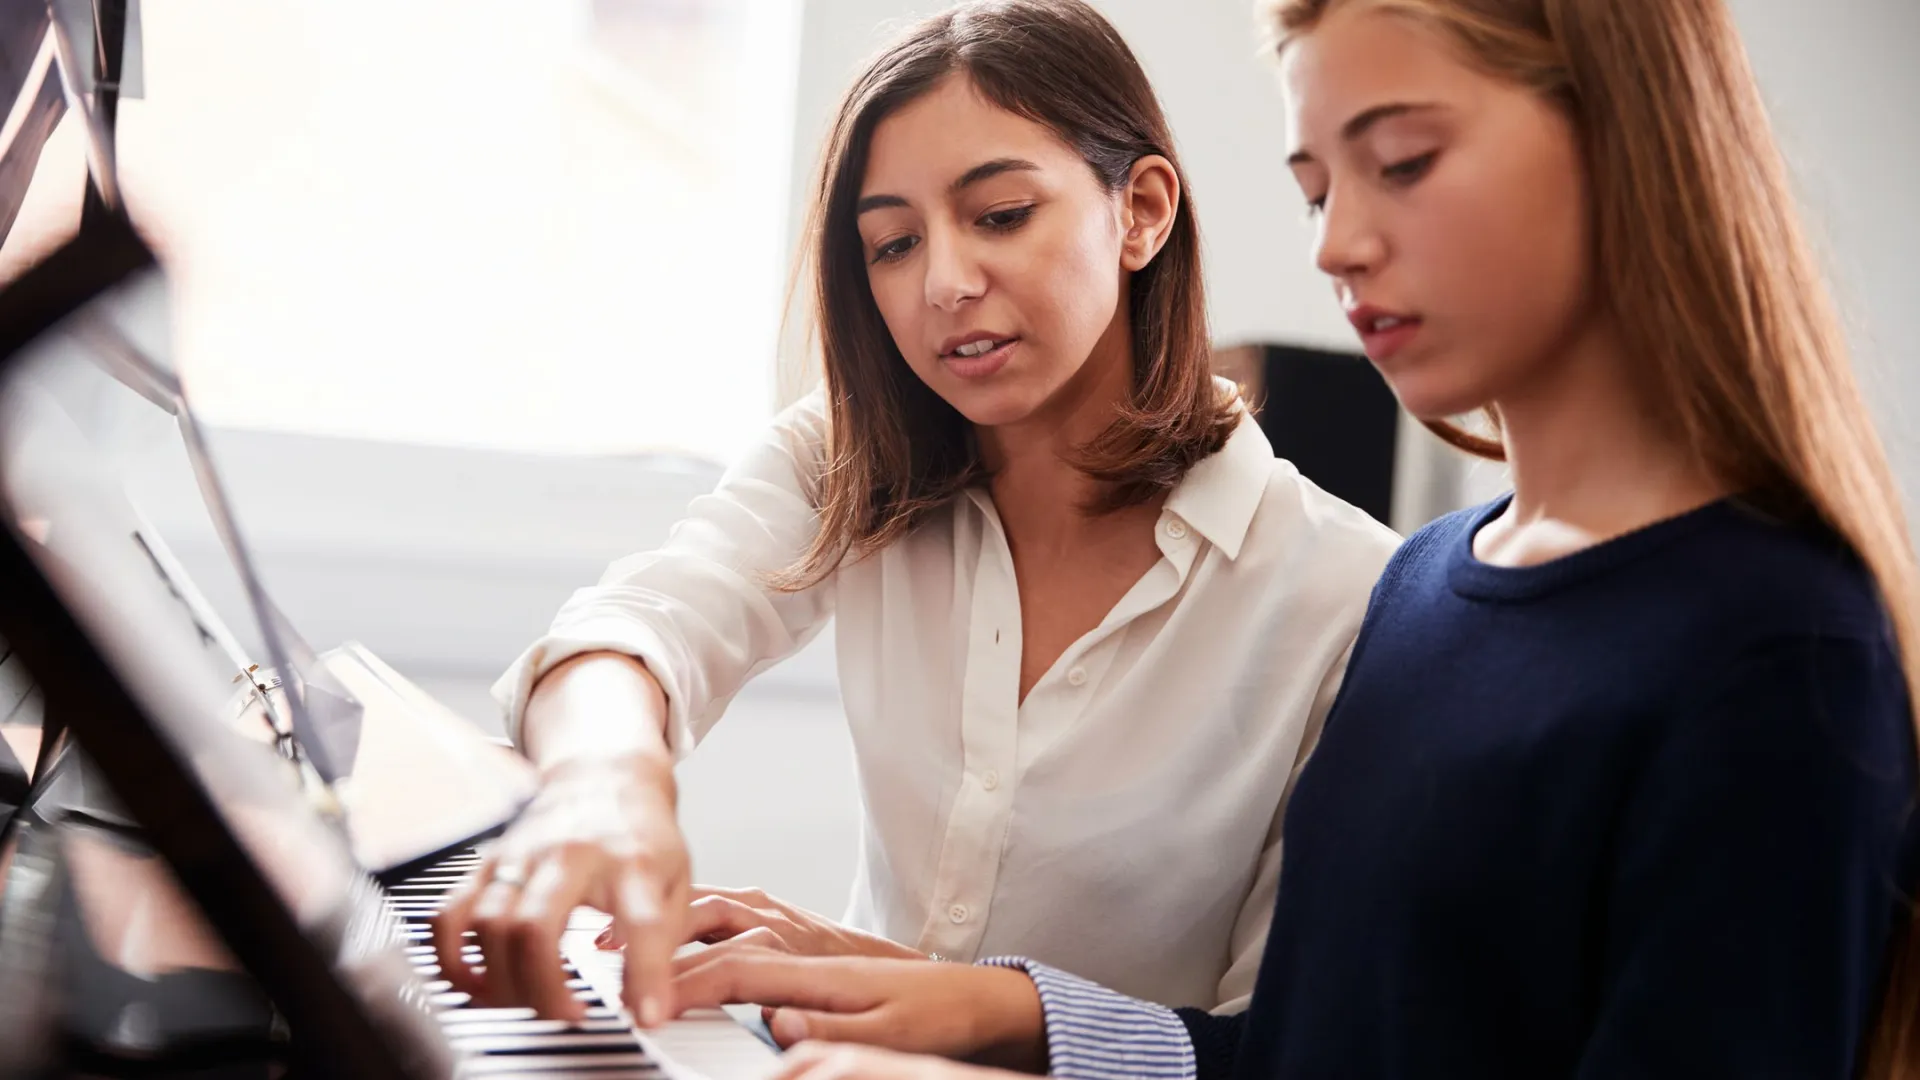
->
xmin=981 ymin=770 xmax=1001 ymax=791
xmin=949 ymin=904 xmax=970 ymax=924
xmin=1164 ymin=517 xmax=1189 ymax=540
xmin=1067 ymin=666 xmax=1088 ymax=687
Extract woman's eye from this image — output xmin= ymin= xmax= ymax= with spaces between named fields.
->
xmin=978 ymin=205 xmax=1035 ymax=231
xmin=1304 ymin=194 xmax=1328 ymax=218
xmin=1381 ymin=151 xmax=1438 ymax=186
xmin=870 ymin=235 xmax=918 ymax=265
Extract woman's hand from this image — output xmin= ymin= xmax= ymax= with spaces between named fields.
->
xmin=429 ymin=751 xmax=690 ymax=1026
xmin=771 ymin=1043 xmax=1030 ymax=1080
xmin=595 ymin=886 xmax=925 ymax=966
xmin=672 ymin=951 xmax=1047 ymax=1072
xmin=432 ymin=652 xmax=688 ymax=1025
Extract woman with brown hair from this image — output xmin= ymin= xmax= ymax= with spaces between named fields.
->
xmin=668 ymin=0 xmax=1920 ymax=1077
xmin=429 ymin=0 xmax=1398 ymax=1030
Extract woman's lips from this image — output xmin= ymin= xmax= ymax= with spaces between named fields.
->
xmin=942 ymin=338 xmax=1019 ymax=379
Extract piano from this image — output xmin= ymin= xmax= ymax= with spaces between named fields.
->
xmin=0 ymin=148 xmax=779 ymax=1080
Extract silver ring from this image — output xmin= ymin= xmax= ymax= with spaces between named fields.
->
xmin=493 ymin=864 xmax=528 ymax=887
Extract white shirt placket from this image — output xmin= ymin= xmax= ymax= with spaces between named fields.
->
xmin=914 ymin=506 xmax=1207 ymax=959
xmin=915 ymin=505 xmax=1022 ymax=960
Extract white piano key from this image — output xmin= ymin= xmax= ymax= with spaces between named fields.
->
xmin=438 ymin=1007 xmax=619 ymax=1025
xmin=449 ymin=1032 xmax=640 ymax=1054
xmin=560 ymin=932 xmax=777 ymax=1080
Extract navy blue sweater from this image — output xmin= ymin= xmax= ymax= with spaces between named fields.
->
xmin=1177 ymin=497 xmax=1918 ymax=1079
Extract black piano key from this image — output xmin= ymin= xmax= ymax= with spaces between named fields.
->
xmin=454 ymin=1054 xmax=662 ymax=1076
xmin=406 ymin=943 xmax=481 ymax=954
xmin=450 ymin=1033 xmax=642 ymax=1054
xmin=440 ymin=1019 xmax=630 ymax=1037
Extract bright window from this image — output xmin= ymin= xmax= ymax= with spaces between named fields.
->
xmin=3 ymin=0 xmax=803 ymax=461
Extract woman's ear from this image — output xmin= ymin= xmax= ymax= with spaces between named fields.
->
xmin=1119 ymin=155 xmax=1179 ymax=272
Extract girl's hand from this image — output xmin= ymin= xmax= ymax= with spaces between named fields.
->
xmin=772 ymin=1043 xmax=1034 ymax=1080
xmin=672 ymin=951 xmax=1047 ymax=1072
xmin=595 ymin=886 xmax=926 ymax=966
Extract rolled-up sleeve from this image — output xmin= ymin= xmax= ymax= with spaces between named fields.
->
xmin=980 ymin=958 xmax=1196 ymax=1080
xmin=492 ymin=393 xmax=838 ymax=756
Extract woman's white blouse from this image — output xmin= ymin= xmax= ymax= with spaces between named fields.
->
xmin=496 ymin=390 xmax=1399 ymax=1011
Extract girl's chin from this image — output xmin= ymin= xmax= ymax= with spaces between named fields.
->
xmin=1382 ymin=375 xmax=1497 ymax=427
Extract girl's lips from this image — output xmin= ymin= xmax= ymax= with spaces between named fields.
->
xmin=1357 ymin=318 xmax=1423 ymax=362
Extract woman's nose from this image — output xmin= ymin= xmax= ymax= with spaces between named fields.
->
xmin=922 ymin=233 xmax=986 ymax=311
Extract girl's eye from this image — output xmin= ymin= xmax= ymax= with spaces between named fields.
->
xmin=1382 ymin=151 xmax=1438 ymax=186
xmin=1304 ymin=194 xmax=1327 ymax=218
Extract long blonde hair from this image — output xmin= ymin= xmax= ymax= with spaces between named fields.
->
xmin=1266 ymin=0 xmax=1920 ymax=1073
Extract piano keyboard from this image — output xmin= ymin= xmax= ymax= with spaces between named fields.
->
xmin=382 ymin=846 xmax=776 ymax=1080
xmin=562 ymin=924 xmax=784 ymax=1080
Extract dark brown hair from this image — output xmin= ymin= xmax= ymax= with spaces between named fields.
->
xmin=1269 ymin=1 xmax=1920 ymax=1073
xmin=778 ymin=0 xmax=1238 ymax=589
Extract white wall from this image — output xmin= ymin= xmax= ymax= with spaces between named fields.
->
xmin=1729 ymin=0 xmax=1920 ymax=514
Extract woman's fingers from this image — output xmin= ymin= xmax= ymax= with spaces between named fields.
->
xmin=507 ymin=859 xmax=589 ymax=1022
xmin=615 ymin=865 xmax=682 ymax=1028
xmin=682 ymin=893 xmax=776 ymax=944
xmin=690 ymin=884 xmax=783 ymax=911
xmin=423 ymin=751 xmax=692 ymax=1016
xmin=605 ymin=884 xmax=755 ymax=951
xmin=429 ymin=867 xmax=490 ymax=997
xmin=671 ymin=927 xmax=788 ymax=976
xmin=467 ymin=870 xmax=530 ymax=1008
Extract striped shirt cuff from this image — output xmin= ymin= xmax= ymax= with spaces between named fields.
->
xmin=978 ymin=957 xmax=1196 ymax=1080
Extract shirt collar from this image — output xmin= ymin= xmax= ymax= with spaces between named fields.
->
xmin=962 ymin=400 xmax=1274 ymax=562
xmin=1164 ymin=409 xmax=1272 ymax=562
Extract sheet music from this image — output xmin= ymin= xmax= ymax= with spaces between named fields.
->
xmin=71 ymin=311 xmax=368 ymax=786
